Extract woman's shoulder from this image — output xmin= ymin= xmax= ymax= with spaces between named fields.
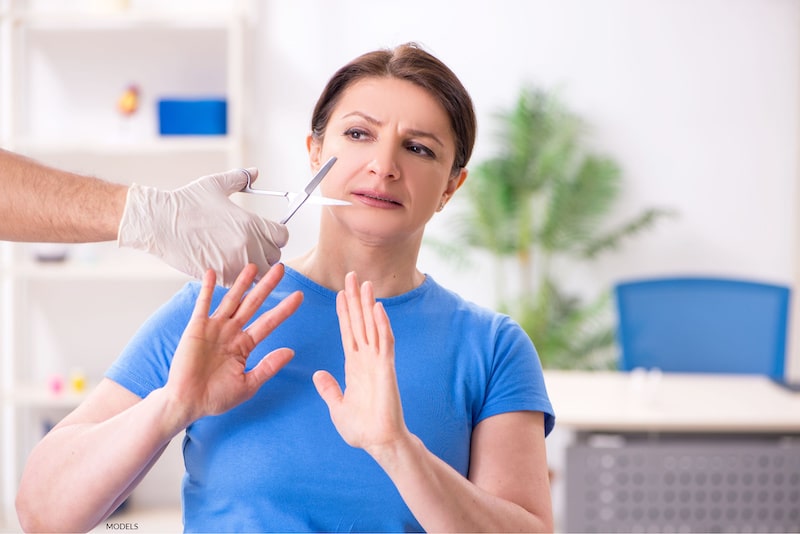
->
xmin=423 ymin=276 xmax=498 ymax=311
xmin=415 ymin=276 xmax=524 ymax=331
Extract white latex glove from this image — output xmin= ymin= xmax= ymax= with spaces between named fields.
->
xmin=118 ymin=168 xmax=288 ymax=287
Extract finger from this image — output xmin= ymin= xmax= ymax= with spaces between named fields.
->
xmin=336 ymin=290 xmax=356 ymax=352
xmin=244 ymin=290 xmax=304 ymax=343
xmin=213 ymin=263 xmax=258 ymax=318
xmin=360 ymin=281 xmax=378 ymax=349
xmin=245 ymin=167 xmax=259 ymax=183
xmin=201 ymin=169 xmax=242 ymax=195
xmin=345 ymin=272 xmax=367 ymax=345
xmin=205 ymin=167 xmax=255 ymax=195
xmin=245 ymin=347 xmax=294 ymax=393
xmin=232 ymin=263 xmax=286 ymax=324
xmin=190 ymin=269 xmax=217 ymax=321
xmin=373 ymin=301 xmax=395 ymax=357
xmin=312 ymin=370 xmax=344 ymax=408
xmin=265 ymin=220 xmax=289 ymax=250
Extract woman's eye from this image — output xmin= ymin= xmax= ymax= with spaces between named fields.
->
xmin=344 ymin=128 xmax=369 ymax=140
xmin=407 ymin=143 xmax=435 ymax=158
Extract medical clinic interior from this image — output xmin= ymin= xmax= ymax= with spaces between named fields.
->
xmin=1 ymin=0 xmax=799 ymax=532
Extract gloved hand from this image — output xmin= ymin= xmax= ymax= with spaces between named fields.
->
xmin=118 ymin=168 xmax=288 ymax=287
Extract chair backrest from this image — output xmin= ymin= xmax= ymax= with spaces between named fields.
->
xmin=614 ymin=277 xmax=790 ymax=380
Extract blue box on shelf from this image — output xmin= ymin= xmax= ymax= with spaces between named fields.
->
xmin=158 ymin=98 xmax=227 ymax=135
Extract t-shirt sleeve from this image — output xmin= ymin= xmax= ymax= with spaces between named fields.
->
xmin=477 ymin=315 xmax=556 ymax=436
xmin=105 ymin=282 xmax=201 ymax=399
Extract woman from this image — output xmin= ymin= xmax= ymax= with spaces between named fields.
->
xmin=17 ymin=43 xmax=555 ymax=533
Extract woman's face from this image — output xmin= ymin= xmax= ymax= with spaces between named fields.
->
xmin=309 ymin=76 xmax=467 ymax=245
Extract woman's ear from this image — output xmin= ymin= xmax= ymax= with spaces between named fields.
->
xmin=445 ymin=168 xmax=468 ymax=197
xmin=438 ymin=168 xmax=468 ymax=211
xmin=306 ymin=134 xmax=322 ymax=170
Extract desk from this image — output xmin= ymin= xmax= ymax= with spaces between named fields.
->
xmin=543 ymin=371 xmax=800 ymax=533
xmin=545 ymin=370 xmax=800 ymax=434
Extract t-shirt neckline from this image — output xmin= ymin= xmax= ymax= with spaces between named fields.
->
xmin=282 ymin=265 xmax=433 ymax=307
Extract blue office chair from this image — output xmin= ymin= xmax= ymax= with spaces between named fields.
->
xmin=614 ymin=277 xmax=790 ymax=380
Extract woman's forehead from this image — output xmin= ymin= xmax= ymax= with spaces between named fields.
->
xmin=333 ymin=77 xmax=452 ymax=134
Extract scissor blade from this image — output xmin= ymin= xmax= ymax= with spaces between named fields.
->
xmin=242 ymin=189 xmax=289 ymax=198
xmin=243 ymin=189 xmax=347 ymax=205
xmin=288 ymin=194 xmax=351 ymax=206
xmin=280 ymin=156 xmax=338 ymax=224
xmin=304 ymin=156 xmax=338 ymax=194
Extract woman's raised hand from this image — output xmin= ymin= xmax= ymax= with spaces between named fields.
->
xmin=313 ymin=272 xmax=410 ymax=455
xmin=165 ymin=263 xmax=303 ymax=427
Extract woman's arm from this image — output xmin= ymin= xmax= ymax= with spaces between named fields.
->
xmin=16 ymin=264 xmax=303 ymax=533
xmin=368 ymin=411 xmax=553 ymax=533
xmin=313 ymin=272 xmax=553 ymax=532
xmin=16 ymin=380 xmax=186 ymax=533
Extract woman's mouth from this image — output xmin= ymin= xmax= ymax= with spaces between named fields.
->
xmin=352 ymin=189 xmax=403 ymax=208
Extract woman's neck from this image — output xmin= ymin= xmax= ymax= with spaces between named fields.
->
xmin=285 ymin=229 xmax=425 ymax=298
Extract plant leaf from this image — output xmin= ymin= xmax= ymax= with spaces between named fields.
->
xmin=581 ymin=207 xmax=679 ymax=258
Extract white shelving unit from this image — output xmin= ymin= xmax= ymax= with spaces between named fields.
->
xmin=0 ymin=0 xmax=251 ymax=528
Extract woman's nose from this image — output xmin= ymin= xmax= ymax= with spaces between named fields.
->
xmin=367 ymin=142 xmax=400 ymax=180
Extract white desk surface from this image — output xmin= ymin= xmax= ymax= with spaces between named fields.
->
xmin=543 ymin=370 xmax=800 ymax=434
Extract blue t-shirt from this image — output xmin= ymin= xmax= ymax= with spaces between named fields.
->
xmin=106 ymin=267 xmax=555 ymax=532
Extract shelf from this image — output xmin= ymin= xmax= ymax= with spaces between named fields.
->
xmin=3 ymin=253 xmax=193 ymax=282
xmin=13 ymin=136 xmax=236 ymax=157
xmin=3 ymin=384 xmax=88 ymax=409
xmin=1 ymin=1 xmax=245 ymax=523
xmin=10 ymin=10 xmax=235 ymax=31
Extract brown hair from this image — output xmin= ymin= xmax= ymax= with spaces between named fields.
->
xmin=310 ymin=43 xmax=476 ymax=176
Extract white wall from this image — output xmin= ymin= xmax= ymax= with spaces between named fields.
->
xmin=248 ymin=0 xmax=800 ymax=377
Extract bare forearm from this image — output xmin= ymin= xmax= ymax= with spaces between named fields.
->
xmin=370 ymin=433 xmax=552 ymax=533
xmin=0 ymin=148 xmax=127 ymax=242
xmin=16 ymin=388 xmax=186 ymax=533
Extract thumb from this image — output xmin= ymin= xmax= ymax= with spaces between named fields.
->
xmin=203 ymin=168 xmax=256 ymax=196
xmin=246 ymin=348 xmax=294 ymax=392
xmin=312 ymin=370 xmax=343 ymax=407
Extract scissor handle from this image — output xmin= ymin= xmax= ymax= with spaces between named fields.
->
xmin=240 ymin=169 xmax=288 ymax=198
xmin=241 ymin=169 xmax=258 ymax=193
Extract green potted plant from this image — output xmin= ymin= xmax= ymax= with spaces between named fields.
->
xmin=433 ymin=86 xmax=674 ymax=369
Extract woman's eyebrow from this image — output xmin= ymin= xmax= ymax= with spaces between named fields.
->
xmin=406 ymin=129 xmax=444 ymax=148
xmin=341 ymin=111 xmax=445 ymax=148
xmin=342 ymin=111 xmax=383 ymax=126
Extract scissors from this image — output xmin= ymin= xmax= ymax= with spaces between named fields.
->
xmin=241 ymin=156 xmax=348 ymax=224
